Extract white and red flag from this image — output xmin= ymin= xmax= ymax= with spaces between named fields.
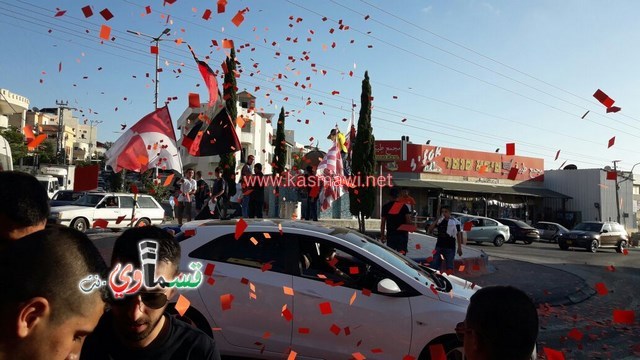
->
xmin=344 ymin=100 xmax=357 ymax=155
xmin=317 ymin=143 xmax=345 ymax=211
xmin=105 ymin=106 xmax=183 ymax=173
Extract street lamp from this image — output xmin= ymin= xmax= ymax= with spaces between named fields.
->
xmin=612 ymin=160 xmax=622 ymax=223
xmin=126 ymin=28 xmax=171 ymax=110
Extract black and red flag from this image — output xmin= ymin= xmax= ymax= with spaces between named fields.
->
xmin=182 ymin=45 xmax=240 ymax=156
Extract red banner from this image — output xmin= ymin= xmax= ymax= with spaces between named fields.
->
xmin=74 ymin=165 xmax=100 ymax=191
xmin=375 ymin=140 xmax=544 ymax=182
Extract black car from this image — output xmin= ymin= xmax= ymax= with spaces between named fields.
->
xmin=496 ymin=218 xmax=540 ymax=244
xmin=558 ymin=221 xmax=629 ymax=253
xmin=50 ymin=190 xmax=87 ymax=207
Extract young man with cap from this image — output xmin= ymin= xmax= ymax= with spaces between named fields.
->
xmin=328 ymin=128 xmax=349 ymax=176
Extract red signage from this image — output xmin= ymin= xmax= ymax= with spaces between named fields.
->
xmin=375 ymin=140 xmax=544 ymax=182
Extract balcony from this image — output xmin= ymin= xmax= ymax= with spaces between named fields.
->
xmin=0 ymin=89 xmax=29 ymax=114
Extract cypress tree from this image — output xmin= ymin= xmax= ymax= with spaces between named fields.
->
xmin=220 ymin=47 xmax=238 ymax=196
xmin=272 ymin=107 xmax=287 ymax=174
xmin=349 ymin=71 xmax=376 ymax=233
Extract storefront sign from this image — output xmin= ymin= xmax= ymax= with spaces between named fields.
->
xmin=375 ymin=140 xmax=544 ymax=181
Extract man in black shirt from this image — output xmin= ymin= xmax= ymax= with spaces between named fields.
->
xmin=194 ymin=171 xmax=210 ymax=214
xmin=210 ymin=167 xmax=228 ymax=219
xmin=380 ymin=187 xmax=412 ymax=253
xmin=81 ymin=226 xmax=220 ymax=360
xmin=249 ymin=163 xmax=265 ymax=218
xmin=427 ymin=205 xmax=463 ymax=273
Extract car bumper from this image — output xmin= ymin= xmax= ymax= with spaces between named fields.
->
xmin=559 ymin=238 xmax=590 ymax=247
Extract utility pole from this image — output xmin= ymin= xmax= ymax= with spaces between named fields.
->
xmin=88 ymin=120 xmax=103 ymax=162
xmin=613 ymin=160 xmax=621 ymax=224
xmin=126 ymin=28 xmax=171 ymax=110
xmin=55 ymin=100 xmax=68 ymax=165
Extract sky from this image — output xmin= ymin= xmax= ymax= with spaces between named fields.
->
xmin=2 ymin=0 xmax=640 ymax=172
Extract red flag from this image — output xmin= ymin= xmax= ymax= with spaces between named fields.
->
xmin=505 ymin=143 xmax=515 ymax=156
xmin=593 ymin=89 xmax=615 ymax=108
xmin=23 ymin=125 xmax=35 ymax=142
xmin=317 ymin=143 xmax=345 ymax=211
xmin=105 ymin=106 xmax=182 ymax=173
xmin=74 ymin=165 xmax=99 ymax=191
xmin=188 ymin=45 xmax=219 ymax=106
xmin=607 ymin=171 xmax=617 ymax=180
xmin=27 ymin=134 xmax=47 ymax=151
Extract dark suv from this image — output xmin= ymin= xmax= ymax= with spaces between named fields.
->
xmin=558 ymin=221 xmax=629 ymax=253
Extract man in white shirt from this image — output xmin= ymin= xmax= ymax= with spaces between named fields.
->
xmin=176 ymin=168 xmax=197 ymax=225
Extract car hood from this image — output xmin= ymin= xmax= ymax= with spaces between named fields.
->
xmin=432 ymin=273 xmax=480 ymax=307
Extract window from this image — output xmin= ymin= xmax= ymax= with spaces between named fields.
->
xmin=118 ymin=196 xmax=135 ymax=209
xmin=189 ymin=232 xmax=291 ymax=274
xmin=485 ymin=219 xmax=498 ymax=227
xmin=137 ymin=196 xmax=159 ymax=209
xmin=101 ymin=196 xmax=119 ymax=208
xmin=603 ymin=224 xmax=612 ymax=232
xmin=296 ymin=235 xmax=414 ymax=294
xmin=634 ymin=186 xmax=639 ymax=195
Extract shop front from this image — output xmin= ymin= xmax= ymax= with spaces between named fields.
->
xmin=375 ymin=140 xmax=570 ymax=223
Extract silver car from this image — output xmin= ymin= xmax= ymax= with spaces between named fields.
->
xmin=534 ymin=221 xmax=569 ymax=243
xmin=459 ymin=216 xmax=510 ymax=247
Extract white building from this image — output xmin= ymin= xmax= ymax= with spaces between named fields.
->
xmin=0 ymin=88 xmax=29 ymax=130
xmin=177 ymin=91 xmax=275 ymax=177
xmin=543 ymin=168 xmax=636 ymax=232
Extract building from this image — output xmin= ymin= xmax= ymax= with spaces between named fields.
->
xmin=0 ymin=88 xmax=29 ymax=130
xmin=543 ymin=168 xmax=636 ymax=232
xmin=375 ymin=138 xmax=569 ymax=223
xmin=634 ymin=176 xmax=640 ymax=230
xmin=177 ymin=91 xmax=275 ymax=177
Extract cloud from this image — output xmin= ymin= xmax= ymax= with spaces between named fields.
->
xmin=421 ymin=5 xmax=433 ymax=13
xmin=482 ymin=2 xmax=501 ymax=16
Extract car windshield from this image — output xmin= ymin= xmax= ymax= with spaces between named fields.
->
xmin=333 ymin=231 xmax=433 ymax=285
xmin=573 ymin=223 xmax=603 ymax=232
xmin=509 ymin=220 xmax=531 ymax=228
xmin=73 ymin=194 xmax=104 ymax=207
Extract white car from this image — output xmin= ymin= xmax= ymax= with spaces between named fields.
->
xmin=49 ymin=192 xmax=165 ymax=232
xmin=175 ymin=219 xmax=478 ymax=360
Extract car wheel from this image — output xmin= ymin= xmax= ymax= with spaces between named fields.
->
xmin=136 ymin=218 xmax=151 ymax=227
xmin=71 ymin=218 xmax=88 ymax=233
xmin=616 ymin=240 xmax=627 ymax=253
xmin=493 ymin=235 xmax=505 ymax=247
xmin=587 ymin=239 xmax=598 ymax=253
xmin=419 ymin=335 xmax=463 ymax=360
xmin=559 ymin=242 xmax=569 ymax=250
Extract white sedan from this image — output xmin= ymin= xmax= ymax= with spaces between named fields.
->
xmin=175 ymin=219 xmax=478 ymax=360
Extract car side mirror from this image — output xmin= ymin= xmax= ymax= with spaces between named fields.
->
xmin=602 ymin=230 xmax=608 ymax=233
xmin=377 ymin=278 xmax=401 ymax=294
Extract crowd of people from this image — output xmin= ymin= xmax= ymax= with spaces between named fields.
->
xmin=0 ymin=170 xmax=540 ymax=360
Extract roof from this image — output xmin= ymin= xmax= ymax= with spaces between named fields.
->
xmin=393 ymin=179 xmax=571 ymax=199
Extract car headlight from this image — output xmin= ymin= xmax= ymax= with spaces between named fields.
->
xmin=56 ymin=212 xmax=63 ymax=220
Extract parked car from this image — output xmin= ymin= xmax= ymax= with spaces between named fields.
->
xmin=496 ymin=218 xmax=540 ymax=244
xmin=558 ymin=221 xmax=629 ymax=253
xmin=48 ymin=192 xmax=165 ymax=232
xmin=50 ymin=190 xmax=87 ymax=207
xmin=175 ymin=219 xmax=478 ymax=359
xmin=458 ymin=216 xmax=510 ymax=247
xmin=534 ymin=221 xmax=569 ymax=243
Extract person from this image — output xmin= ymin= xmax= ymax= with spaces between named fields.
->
xmin=397 ymin=188 xmax=417 ymax=213
xmin=0 ymin=227 xmax=108 ymax=360
xmin=240 ymin=155 xmax=254 ymax=217
xmin=380 ymin=187 xmax=412 ymax=254
xmin=249 ymin=163 xmax=265 ymax=218
xmin=304 ymin=166 xmax=319 ymax=221
xmin=176 ymin=169 xmax=197 ymax=226
xmin=81 ymin=226 xmax=221 ymax=360
xmin=194 ymin=171 xmax=210 ymax=214
xmin=0 ymin=171 xmax=49 ymax=242
xmin=227 ymin=182 xmax=243 ymax=218
xmin=209 ymin=167 xmax=229 ymax=219
xmin=327 ymin=128 xmax=349 ymax=176
xmin=456 ymin=286 xmax=538 ymax=360
xmin=428 ymin=205 xmax=463 ymax=273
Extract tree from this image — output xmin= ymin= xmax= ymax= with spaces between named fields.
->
xmin=219 ymin=47 xmax=239 ymax=197
xmin=349 ymin=71 xmax=377 ymax=233
xmin=1 ymin=127 xmax=27 ymax=165
xmin=37 ymin=140 xmax=57 ymax=164
xmin=272 ymin=107 xmax=287 ymax=174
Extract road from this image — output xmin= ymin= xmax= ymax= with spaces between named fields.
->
xmin=468 ymin=240 xmax=640 ymax=360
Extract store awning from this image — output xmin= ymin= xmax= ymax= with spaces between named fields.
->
xmin=393 ymin=179 xmax=571 ymax=199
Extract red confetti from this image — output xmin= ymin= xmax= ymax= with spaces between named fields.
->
xmin=150 ymin=46 xmax=158 ymax=54
xmin=319 ymin=302 xmax=332 ymax=315
xmin=99 ymin=8 xmax=114 ymax=21
xmin=607 ymin=264 xmax=616 ymax=272
xmin=99 ymin=24 xmax=111 ymax=40
xmin=507 ymin=167 xmax=518 ymax=180
xmin=593 ymin=89 xmax=615 ymax=108
xmin=231 ymin=10 xmax=245 ymax=27
xmin=202 ymin=9 xmax=212 ymax=20
xmin=608 ymin=136 xmax=615 ymax=148
xmin=362 ymin=288 xmax=371 ymax=296
xmin=220 ymin=294 xmax=234 ymax=310
xmin=567 ymin=328 xmax=584 ymax=341
xmin=235 ymin=218 xmax=247 ymax=239
xmin=282 ymin=306 xmax=293 ymax=321
xmin=298 ymin=327 xmax=310 ymax=334
xmin=329 ymin=324 xmax=341 ymax=335
xmin=92 ymin=219 xmax=108 ymax=228
xmin=188 ymin=93 xmax=201 ymax=108
xmin=463 ymin=221 xmax=473 ymax=231
xmin=613 ymin=309 xmax=635 ymax=324
xmin=81 ymin=6 xmax=93 ymax=18
xmin=555 ymin=149 xmax=560 ymax=160
xmin=595 ymin=282 xmax=608 ymax=295
xmin=543 ymin=347 xmax=565 ymax=360
xmin=429 ymin=344 xmax=446 ymax=360
xmin=505 ymin=143 xmax=515 ymax=155
xmin=54 ymin=10 xmax=67 ymax=17
xmin=145 ymin=6 xmax=151 ymax=14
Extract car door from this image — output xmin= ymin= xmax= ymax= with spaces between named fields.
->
xmin=93 ymin=195 xmax=120 ymax=225
xmin=290 ymin=235 xmax=413 ymax=359
xmin=537 ymin=224 xmax=551 ymax=239
xmin=118 ymin=196 xmax=136 ymax=227
xmin=484 ymin=219 xmax=503 ymax=242
xmin=188 ymin=231 xmax=295 ymax=355
xmin=601 ymin=223 xmax=614 ymax=246
xmin=466 ymin=218 xmax=486 ymax=242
